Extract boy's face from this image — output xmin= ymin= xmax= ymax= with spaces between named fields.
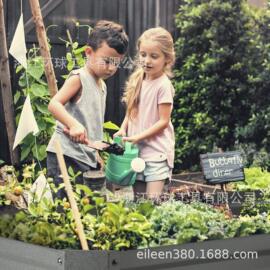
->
xmin=85 ymin=42 xmax=123 ymax=80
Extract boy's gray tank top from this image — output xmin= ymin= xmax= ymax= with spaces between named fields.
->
xmin=47 ymin=67 xmax=107 ymax=167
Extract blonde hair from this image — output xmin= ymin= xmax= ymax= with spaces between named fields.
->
xmin=122 ymin=27 xmax=175 ymax=119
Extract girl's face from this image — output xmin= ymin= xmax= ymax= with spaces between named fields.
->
xmin=139 ymin=40 xmax=167 ymax=80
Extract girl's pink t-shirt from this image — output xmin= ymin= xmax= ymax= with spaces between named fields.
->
xmin=127 ymin=74 xmax=175 ymax=168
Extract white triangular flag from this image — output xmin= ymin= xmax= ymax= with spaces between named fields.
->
xmin=13 ymin=95 xmax=39 ymax=150
xmin=27 ymin=174 xmax=53 ymax=205
xmin=9 ymin=14 xmax=27 ymax=69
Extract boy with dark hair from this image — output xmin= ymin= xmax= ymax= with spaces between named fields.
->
xmin=88 ymin=20 xmax=128 ymax=54
xmin=46 ymin=20 xmax=129 ymax=198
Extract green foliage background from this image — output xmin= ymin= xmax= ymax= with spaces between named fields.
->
xmin=14 ymin=47 xmax=55 ymax=162
xmin=172 ymin=0 xmax=270 ymax=171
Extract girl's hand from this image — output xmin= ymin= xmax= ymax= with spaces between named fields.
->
xmin=113 ymin=129 xmax=126 ymax=138
xmin=122 ymin=135 xmax=141 ymax=144
xmin=63 ymin=124 xmax=86 ymax=143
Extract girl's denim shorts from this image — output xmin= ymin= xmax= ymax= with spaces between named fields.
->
xmin=136 ymin=160 xmax=171 ymax=182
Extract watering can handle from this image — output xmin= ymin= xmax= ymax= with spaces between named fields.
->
xmin=125 ymin=142 xmax=132 ymax=152
xmin=114 ymin=136 xmax=134 ymax=151
xmin=113 ymin=136 xmax=123 ymax=145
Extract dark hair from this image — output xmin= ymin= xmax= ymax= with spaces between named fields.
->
xmin=88 ymin=20 xmax=129 ymax=54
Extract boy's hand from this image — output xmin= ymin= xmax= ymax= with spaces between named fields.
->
xmin=113 ymin=129 xmax=126 ymax=138
xmin=63 ymin=124 xmax=87 ymax=143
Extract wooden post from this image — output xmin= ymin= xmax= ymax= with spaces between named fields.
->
xmin=218 ymin=148 xmax=230 ymax=210
xmin=29 ymin=0 xmax=58 ymax=97
xmin=0 ymin=0 xmax=19 ymax=165
xmin=54 ymin=140 xmax=89 ymax=251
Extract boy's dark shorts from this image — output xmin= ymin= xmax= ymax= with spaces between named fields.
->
xmin=47 ymin=152 xmax=95 ymax=199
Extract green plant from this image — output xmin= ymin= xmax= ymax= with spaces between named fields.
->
xmin=228 ymin=167 xmax=270 ymax=216
xmin=14 ymin=46 xmax=55 ymax=163
xmin=148 ymin=200 xmax=270 ymax=247
xmin=227 ymin=214 xmax=270 ymax=237
xmin=239 ymin=190 xmax=270 ymax=217
xmin=87 ymin=202 xmax=152 ymax=250
xmin=1 ymin=183 xmax=270 ymax=250
xmin=149 ymin=200 xmax=229 ymax=246
xmin=100 ymin=121 xmax=120 ymax=163
xmin=0 ymin=176 xmax=153 ymax=250
xmin=59 ymin=21 xmax=91 ymax=78
xmin=0 ymin=164 xmax=40 ymax=207
xmin=103 ymin=121 xmax=120 ymax=142
xmin=0 ymin=188 xmax=11 ymax=207
xmin=231 ymin=167 xmax=270 ymax=191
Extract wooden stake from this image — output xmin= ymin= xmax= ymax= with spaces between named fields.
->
xmin=0 ymin=0 xmax=19 ymax=164
xmin=54 ymin=139 xmax=89 ymax=250
xmin=29 ymin=0 xmax=58 ymax=97
xmin=218 ymin=148 xmax=230 ymax=210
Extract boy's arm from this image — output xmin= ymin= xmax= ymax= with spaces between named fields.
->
xmin=123 ymin=103 xmax=172 ymax=144
xmin=48 ymin=75 xmax=86 ymax=143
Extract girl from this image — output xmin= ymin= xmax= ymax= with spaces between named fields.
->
xmin=115 ymin=27 xmax=175 ymax=200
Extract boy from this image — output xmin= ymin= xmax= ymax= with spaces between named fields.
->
xmin=46 ymin=20 xmax=129 ymax=198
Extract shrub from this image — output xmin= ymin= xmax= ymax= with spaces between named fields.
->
xmin=173 ymin=0 xmax=270 ymax=171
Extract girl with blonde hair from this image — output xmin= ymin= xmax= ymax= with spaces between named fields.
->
xmin=114 ymin=27 xmax=175 ymax=200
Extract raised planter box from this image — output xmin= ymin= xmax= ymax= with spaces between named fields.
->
xmin=0 ymin=234 xmax=269 ymax=270
xmin=172 ymin=172 xmax=204 ymax=183
xmin=170 ymin=178 xmax=265 ymax=216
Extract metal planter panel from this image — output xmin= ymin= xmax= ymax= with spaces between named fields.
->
xmin=108 ymin=234 xmax=270 ymax=270
xmin=0 ymin=237 xmax=65 ymax=270
xmin=0 ymin=234 xmax=270 ymax=270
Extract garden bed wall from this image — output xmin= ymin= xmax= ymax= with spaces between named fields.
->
xmin=1 ymin=234 xmax=270 ymax=270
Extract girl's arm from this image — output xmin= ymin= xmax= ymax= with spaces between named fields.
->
xmin=120 ymin=116 xmax=129 ymax=131
xmin=114 ymin=115 xmax=128 ymax=137
xmin=123 ymin=103 xmax=172 ymax=144
xmin=48 ymin=75 xmax=86 ymax=143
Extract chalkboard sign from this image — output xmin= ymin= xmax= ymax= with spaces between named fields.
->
xmin=200 ymin=151 xmax=245 ymax=184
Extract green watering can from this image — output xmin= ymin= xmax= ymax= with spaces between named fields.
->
xmin=105 ymin=137 xmax=145 ymax=186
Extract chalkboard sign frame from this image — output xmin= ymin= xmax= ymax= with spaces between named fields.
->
xmin=200 ymin=151 xmax=245 ymax=184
